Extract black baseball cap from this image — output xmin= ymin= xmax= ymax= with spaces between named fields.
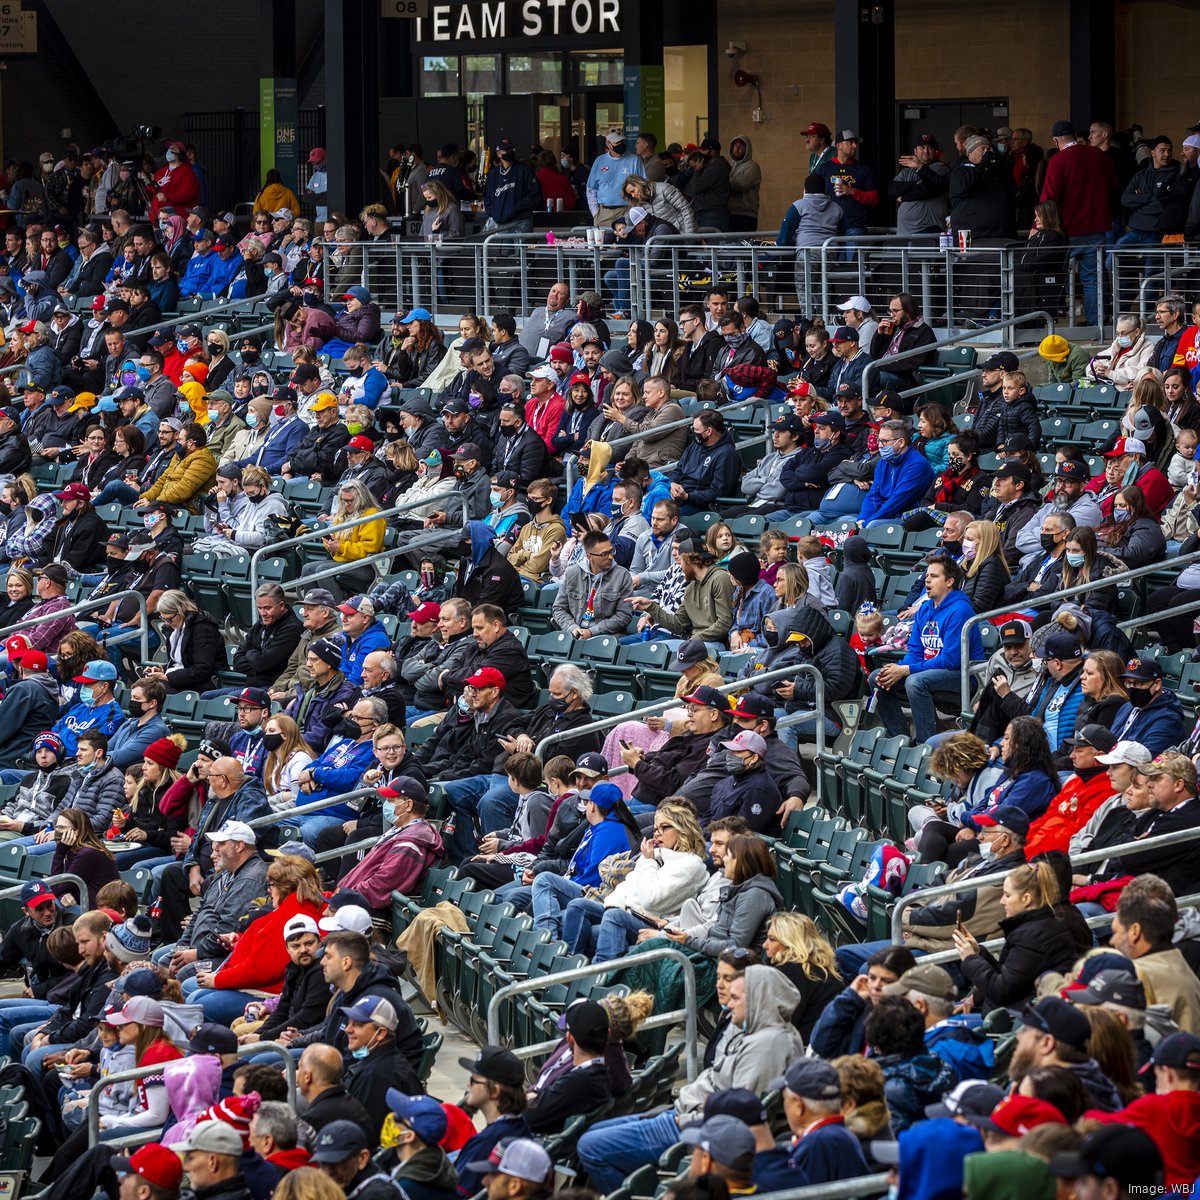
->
xmin=1122 ymin=656 xmax=1163 ymax=682
xmin=1050 ymin=1126 xmax=1163 ymax=1189
xmin=682 ymin=685 xmax=731 ymax=713
xmin=1068 ymin=969 xmax=1146 ymax=1010
xmin=1063 ymin=723 xmax=1118 ymax=753
xmin=772 ymin=413 xmax=804 ymax=434
xmin=458 ymin=1045 xmax=523 ymax=1088
xmin=979 ymin=350 xmax=1020 ymax=372
xmin=992 ymin=463 xmax=1033 ymax=485
xmin=1056 ymin=460 xmax=1089 ymax=481
xmin=1019 ymin=997 xmax=1091 ymax=1052
xmin=998 ymin=618 xmax=1032 ymax=645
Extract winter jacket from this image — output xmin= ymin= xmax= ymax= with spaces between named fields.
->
xmin=1015 ymin=494 xmax=1105 ymax=557
xmin=679 ymin=729 xmax=810 ymax=818
xmin=50 ymin=842 xmax=121 ymax=907
xmin=859 ymin=447 xmax=935 ymax=525
xmin=738 ymin=445 xmax=800 ymax=510
xmin=339 ymin=619 xmax=391 ymax=688
xmin=162 ymin=611 xmax=224 ymax=693
xmin=232 ymin=609 xmax=305 ymax=689
xmin=961 ymin=555 xmax=1010 ymax=614
xmin=286 ymin=671 xmax=358 ymax=753
xmin=1 ymin=765 xmax=72 ymax=836
xmin=341 ymin=818 xmax=445 ymax=907
xmin=676 ymin=332 xmax=723 ymax=391
xmin=889 ymin=160 xmax=952 ymax=234
xmin=949 ymin=151 xmax=1016 ymax=238
xmin=684 ymin=155 xmax=733 ymax=225
xmin=669 ymin=431 xmax=741 ymax=509
xmin=552 ymin=562 xmax=634 ymax=636
xmin=565 ymin=814 xmax=639 ymax=889
xmin=454 ymin=538 xmax=524 ymax=616
xmin=777 ymin=192 xmax=843 ymax=249
xmin=902 ymin=847 xmax=1026 ymax=951
xmin=181 ymin=776 xmax=272 ymax=873
xmin=876 ymin=1052 xmax=957 ymax=1132
xmin=0 ymin=670 xmax=59 ymax=770
xmin=780 ymin=441 xmax=856 ymax=509
xmin=140 ymin=447 xmax=218 ymax=514
xmin=603 ymin=846 xmax=708 ymax=920
xmin=960 ymin=904 xmax=1078 ymax=1011
xmin=640 ymin=180 xmax=696 ymax=234
xmin=709 ymin=765 xmax=782 ymax=833
xmin=924 ymin=1021 xmax=996 ymax=1083
xmin=900 ymin=586 xmax=984 ymax=675
xmin=300 ymin=736 xmax=378 ymax=815
xmin=0 ymin=905 xmax=72 ymax=997
xmin=178 ymin=854 xmax=270 ymax=958
xmin=257 ymin=958 xmax=330 ymax=1042
xmin=684 ymin=874 xmax=784 ymax=958
xmin=1086 ymin=1091 xmax=1200 ymax=1188
xmin=1122 ymin=159 xmax=1196 ymax=234
xmin=1104 ymin=516 xmax=1166 ymax=569
xmin=61 ymin=758 xmax=124 ymax=833
xmin=417 ymin=698 xmax=524 ymax=782
xmin=124 ymin=779 xmax=187 ymax=852
xmin=47 ymin=507 xmax=110 ymax=571
xmin=645 ymin=565 xmax=734 ymax=642
xmin=335 ymin=302 xmax=382 ymax=345
xmin=492 ymin=703 xmax=601 ymax=775
xmin=212 ymin=890 xmax=325 ymax=993
xmin=623 ymin=401 xmax=688 ymax=468
xmin=1106 ymin=802 xmax=1200 ymax=896
xmin=392 ymin=1145 xmax=460 ymax=1200
xmin=41 ymin=955 xmax=116 ymax=1044
xmin=442 ymin=629 xmax=537 ymax=709
xmin=630 ymin=729 xmax=712 ymax=807
xmin=1025 ymin=770 xmax=1114 ymax=857
xmin=289 ymin=421 xmax=351 ymax=482
xmin=868 ymin=320 xmax=938 ymax=391
xmin=1108 ymin=689 xmax=1188 ymax=756
xmin=983 ymin=392 xmax=1041 ymax=450
xmin=810 ymin=983 xmax=871 ymax=1057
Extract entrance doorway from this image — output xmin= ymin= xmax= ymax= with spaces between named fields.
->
xmin=897 ymin=98 xmax=1010 ymax=162
xmin=583 ymin=91 xmax=625 ymax=158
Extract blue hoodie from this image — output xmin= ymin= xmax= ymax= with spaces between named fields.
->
xmin=468 ymin=519 xmax=495 ymax=566
xmin=901 ymin=586 xmax=984 ymax=675
xmin=567 ymin=814 xmax=634 ymax=888
xmin=925 ymin=1022 xmax=995 ymax=1082
xmin=340 ymin=620 xmax=392 ymax=686
xmin=640 ymin=471 xmax=672 ymax=520
xmin=1109 ymin=688 xmax=1188 ymax=755
xmin=860 ymin=445 xmax=936 ymax=525
xmin=896 ymin=1119 xmax=983 ymax=1200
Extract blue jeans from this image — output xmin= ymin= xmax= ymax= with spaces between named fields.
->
xmin=798 ymin=484 xmax=865 ymax=524
xmin=777 ymin=710 xmax=840 ymax=751
xmin=495 ymin=882 xmax=532 ymax=913
xmin=24 ymin=1040 xmax=72 ymax=1073
xmin=869 ymin=666 xmax=961 ymax=745
xmin=578 ymin=1109 xmax=681 ymax=1193
xmin=594 ymin=908 xmax=651 ymax=963
xmin=114 ymin=846 xmax=169 ymax=869
xmin=442 ymin=774 xmax=516 ymax=862
xmin=93 ymin=482 xmax=140 ymax=506
xmin=0 ymin=1000 xmax=57 ymax=1055
xmin=183 ymin=984 xmax=259 ymax=1025
xmin=531 ymin=874 xmax=586 ymax=938
xmin=562 ymin=897 xmax=606 ymax=956
xmin=292 ymin=813 xmax=347 ymax=848
xmin=604 ymin=260 xmax=633 ymax=314
xmin=1069 ymin=233 xmax=1105 ymax=326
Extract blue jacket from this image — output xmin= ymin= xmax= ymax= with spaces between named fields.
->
xmin=809 ymin=984 xmax=869 ymax=1058
xmin=754 ymin=1119 xmax=869 ymax=1193
xmin=107 ymin=714 xmax=170 ymax=770
xmin=566 ymin=474 xmax=616 ymax=517
xmin=179 ymin=249 xmax=221 ymax=298
xmin=963 ymin=769 xmax=1057 ymax=830
xmin=454 ymin=1115 xmax=533 ymax=1198
xmin=239 ymin=415 xmax=309 ymax=474
xmin=231 ymin=728 xmax=265 ymax=779
xmin=1109 ymin=689 xmax=1188 ymax=755
xmin=182 ymin=776 xmax=272 ymax=869
xmin=669 ymin=431 xmax=741 ymax=510
xmin=303 ymin=736 xmax=378 ymax=817
xmin=483 ymin=163 xmax=541 ymax=226
xmin=567 ymin=815 xmax=635 ymax=888
xmin=860 ymin=447 xmax=935 ymax=524
xmin=51 ymin=698 xmax=124 ymax=758
xmin=901 ymin=587 xmax=984 ymax=675
xmin=1027 ymin=667 xmax=1086 ymax=752
xmin=204 ymin=252 xmax=244 ymax=300
xmin=640 ymin=471 xmax=671 ymax=520
xmin=24 ymin=344 xmax=62 ymax=391
xmin=340 ymin=621 xmax=391 ymax=687
xmin=925 ymin=1022 xmax=995 ymax=1082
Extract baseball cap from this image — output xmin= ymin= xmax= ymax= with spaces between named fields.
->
xmin=386 ymin=1091 xmax=448 ymax=1145
xmin=308 ymin=391 xmax=339 ymax=413
xmin=205 ymin=820 xmax=257 ymax=845
xmin=407 ymin=600 xmax=441 ymax=624
xmin=1043 ymin=631 xmax=1084 ymax=661
xmin=308 ymin=147 xmax=325 ymax=163
xmin=587 ymin=782 xmax=623 ymax=813
xmin=1050 ymin=1126 xmax=1163 ymax=1189
xmin=270 ymin=208 xmax=294 ymax=221
xmin=837 ymin=295 xmax=871 ymax=313
xmin=73 ymin=658 xmax=119 ymax=684
xmin=671 ymin=639 xmax=708 ymax=670
xmin=1139 ymin=751 xmax=1197 ymax=788
xmin=282 ymin=915 xmax=321 ymax=940
xmin=111 ymin=1144 xmax=184 ymax=1192
xmin=0 ymin=404 xmax=20 ymax=424
xmin=979 ymin=350 xmax=1020 ymax=372
xmin=998 ymin=618 xmax=1032 ymax=645
xmin=924 ymin=1080 xmax=1006 ymax=1120
xmin=230 ymin=685 xmax=271 ymax=707
xmin=326 ymin=888 xmax=370 ymax=911
xmin=626 ymin=205 xmax=649 ymax=225
xmin=378 ymin=777 xmax=428 ymax=805
xmin=1068 ymin=968 xmax=1146 ymax=1010
xmin=467 ymin=1138 xmax=552 ymax=1184
xmin=1055 ymin=460 xmax=1089 ymax=482
xmin=465 ymin=666 xmax=506 ymax=690
xmin=35 ymin=563 xmax=69 ymax=587
xmin=720 ymin=729 xmax=767 ymax=757
xmin=338 ymin=595 xmax=376 ymax=618
xmin=20 ymin=880 xmax=56 ymax=908
xmin=1096 ymin=740 xmax=1152 ymax=767
xmin=176 ymin=1120 xmax=246 ymax=1158
xmin=212 ymin=234 xmax=237 ymax=250
xmin=1103 ymin=436 xmax=1147 ymax=458
xmin=18 ymin=320 xmax=47 ymax=337
xmin=1019 ymin=997 xmax=1092 ymax=1051
xmin=811 ymin=410 xmax=847 ymax=430
xmin=882 ymin=962 xmax=957 ymax=1001
xmin=1121 ymin=656 xmax=1163 ymax=682
xmin=680 ymin=1115 xmax=756 ymax=1170
xmin=772 ymin=1058 xmax=842 ymax=1100
xmin=458 ymin=1045 xmax=524 ymax=1088
xmin=346 ymin=434 xmax=375 ymax=453
xmin=1141 ymin=1031 xmax=1200 ymax=1074
xmin=837 ymin=129 xmax=859 ymax=142
xmin=914 ymin=132 xmax=940 ymax=150
xmin=991 ymin=462 xmax=1033 ymax=485
xmin=318 ymin=905 xmax=373 ymax=935
xmin=188 ymin=1022 xmax=238 ymax=1056
xmin=573 ymin=752 xmax=608 ymax=779
xmin=340 ymin=994 xmax=399 ymax=1032
xmin=453 ymin=442 xmax=485 ymax=461
xmin=1050 ymin=119 xmax=1076 ymax=138
xmin=309 ymin=1119 xmax=370 ymax=1164
xmin=398 ymin=307 xmax=434 ymax=323
xmin=704 ymin=1088 xmax=768 ymax=1126
xmin=13 ymin=647 xmax=48 ymax=672
xmin=529 ymin=364 xmax=557 ymax=382
xmin=727 ymin=693 xmax=775 ymax=722
xmin=54 ymin=482 xmax=92 ymax=504
xmin=555 ymin=998 xmax=610 ymax=1047
xmin=965 ymin=1093 xmax=1066 ymax=1136
xmin=802 ymin=122 xmax=831 ymax=137
xmin=974 ymin=805 xmax=1031 ymax=840
xmin=682 ymin=685 xmax=731 ymax=713
xmin=830 ymin=325 xmax=859 ymax=343
xmin=1063 ymin=724 xmax=1119 ymax=753
xmin=121 ymin=970 xmax=161 ymax=1001
xmin=772 ymin=412 xmax=804 ymax=433
xmin=105 ymin=996 xmax=165 ymax=1028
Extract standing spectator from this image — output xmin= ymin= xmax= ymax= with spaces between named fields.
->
xmin=816 ymin=130 xmax=879 ymax=243
xmin=1119 ymin=136 xmax=1194 ymax=246
xmin=305 ymin=147 xmax=328 ymax=220
xmin=586 ymin=129 xmax=645 ymax=228
xmin=635 ymin=132 xmax=665 ymax=182
xmin=728 ymin=136 xmax=761 ymax=232
xmin=685 ymin=139 xmax=733 ymax=231
xmin=889 ymin=133 xmax=951 ymax=235
xmin=483 ymin=141 xmax=541 ymax=235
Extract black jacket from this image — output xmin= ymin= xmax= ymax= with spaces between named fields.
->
xmin=960 ymin=904 xmax=1078 ymax=1012
xmin=42 ymin=955 xmax=117 ymax=1043
xmin=442 ymin=629 xmax=537 ymax=709
xmin=303 ymin=1084 xmax=373 ymax=1136
xmin=492 ymin=702 xmax=602 ymax=774
xmin=676 ymin=332 xmax=723 ymax=391
xmin=949 ymin=151 xmax=1016 ymax=238
xmin=453 ymin=545 xmax=525 ymax=616
xmin=0 ymin=430 xmax=32 ymax=477
xmin=780 ymin=442 xmax=854 ymax=509
xmin=163 ymin=610 xmax=225 ymax=693
xmin=48 ymin=507 xmax=110 ymax=571
xmin=67 ymin=249 xmax=114 ymax=297
xmin=126 ymin=782 xmax=187 ymax=852
xmin=1001 ymin=552 xmax=1065 ymax=607
xmin=489 ymin=425 xmax=547 ymax=484
xmin=345 ymin=1042 xmax=421 ymax=1141
xmin=70 ymin=450 xmax=120 ymax=490
xmin=0 ymin=906 xmax=73 ymax=997
xmin=232 ymin=610 xmax=305 ymax=688
xmin=289 ymin=421 xmax=351 ymax=483
xmin=630 ymin=729 xmax=711 ymax=806
xmin=416 ymin=697 xmax=524 ymax=780
xmin=868 ymin=320 xmax=938 ymax=390
xmin=961 ymin=556 xmax=1010 ymax=614
xmin=526 ymin=1057 xmax=612 ymax=1133
xmin=258 ymin=957 xmax=331 ymax=1041
xmin=982 ymin=494 xmax=1042 ymax=570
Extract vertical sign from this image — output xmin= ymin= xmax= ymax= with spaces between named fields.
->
xmin=260 ymin=77 xmax=299 ymax=192
xmin=623 ymin=64 xmax=663 ymax=144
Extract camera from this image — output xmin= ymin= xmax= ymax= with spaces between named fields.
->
xmin=135 ymin=124 xmax=161 ymax=140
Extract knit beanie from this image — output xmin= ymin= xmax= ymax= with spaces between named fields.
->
xmin=728 ymin=551 xmax=762 ymax=588
xmin=106 ymin=914 xmax=153 ymax=963
xmin=32 ymin=731 xmax=66 ymax=762
xmin=198 ymin=1091 xmax=262 ymax=1149
xmin=143 ymin=737 xmax=182 ymax=770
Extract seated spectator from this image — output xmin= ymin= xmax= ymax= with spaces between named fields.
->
xmin=859 ymin=419 xmax=934 ymax=527
xmin=222 ymin=583 xmax=305 ymax=694
xmin=383 ymin=1092 xmax=459 ymax=1200
xmin=668 ymin=409 xmax=740 ymax=516
xmin=981 ymin=463 xmax=1041 ymax=569
xmin=1039 ymin=334 xmax=1089 ymax=384
xmin=1109 ymin=658 xmax=1187 ymax=756
xmin=959 ymin=519 xmax=1011 ymax=613
xmin=0 ymin=644 xmax=59 ymax=772
xmin=111 ymin=734 xmax=188 ymax=868
xmin=620 ymin=376 xmax=686 ymax=468
xmin=49 ymin=805 xmax=121 ymax=907
xmin=869 ymin=294 xmax=938 ymax=392
xmin=1089 ymin=436 xmax=1174 ymax=519
xmin=438 ymin=603 xmax=537 ymax=711
xmin=865 ymin=995 xmax=957 ymax=1132
xmin=1096 ymin=484 xmax=1166 ymax=568
xmin=551 ymin=529 xmax=633 ymax=639
xmin=284 ymin=636 xmax=356 ymax=753
xmin=1089 ymin=314 xmax=1155 ymax=388
xmin=628 ymin=536 xmax=733 ymax=650
xmin=133 ymin=421 xmax=216 ymax=515
xmin=453 ymin=518 xmax=524 ymax=614
xmin=1013 ymin=461 xmax=1102 ymax=557
xmin=282 ymin=392 xmax=349 ymax=483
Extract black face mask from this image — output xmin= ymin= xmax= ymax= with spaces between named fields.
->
xmin=207 ymin=342 xmax=222 ymax=356
xmin=106 ymin=555 xmax=124 ymax=572
xmin=241 ymin=349 xmax=260 ymax=365
xmin=127 ymin=698 xmax=145 ymax=718
xmin=0 ymin=501 xmax=10 ymax=517
xmin=499 ymin=425 xmax=518 ymax=438
xmin=764 ymin=629 xmax=780 ymax=647
xmin=947 ymin=457 xmax=967 ymax=474
xmin=1125 ymin=686 xmax=1154 ymax=709
xmin=262 ymin=731 xmax=284 ymax=752
xmin=338 ymin=716 xmax=361 ymax=738
xmin=1039 ymin=533 xmax=1060 ymax=554
xmin=246 ymin=491 xmax=266 ymax=504
xmin=941 ymin=539 xmax=962 ymax=557
xmin=252 ymin=383 xmax=270 ymax=397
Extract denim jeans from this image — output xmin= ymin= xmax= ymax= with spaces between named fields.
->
xmin=24 ymin=1040 xmax=72 ymax=1072
xmin=0 ymin=1000 xmax=57 ymax=1055
xmin=869 ymin=666 xmax=962 ymax=744
xmin=603 ymin=260 xmax=633 ymax=314
xmin=594 ymin=908 xmax=651 ymax=963
xmin=293 ymin=813 xmax=347 ymax=848
xmin=562 ymin=897 xmax=606 ymax=956
xmin=577 ymin=1109 xmax=681 ymax=1193
xmin=183 ymin=983 xmax=259 ymax=1025
xmin=797 ymin=484 xmax=865 ymax=524
xmin=531 ymin=874 xmax=586 ymax=938
xmin=495 ymin=882 xmax=533 ymax=913
xmin=1068 ymin=233 xmax=1105 ymax=325
xmin=777 ymin=710 xmax=841 ymax=751
xmin=93 ymin=482 xmax=140 ymax=506
xmin=441 ymin=774 xmax=515 ymax=862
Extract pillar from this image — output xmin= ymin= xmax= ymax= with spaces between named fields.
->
xmin=324 ymin=0 xmax=381 ymax=216
xmin=622 ymin=0 xmax=665 ymax=145
xmin=834 ymin=0 xmax=896 ymax=197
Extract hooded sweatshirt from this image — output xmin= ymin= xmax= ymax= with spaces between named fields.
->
xmin=777 ymin=192 xmax=843 ymax=250
xmin=901 ymin=585 xmax=984 ymax=675
xmin=0 ymin=669 xmax=60 ymax=769
xmin=161 ymin=1054 xmax=223 ymax=1147
xmin=728 ymin=135 xmax=761 ymax=220
xmin=392 ymin=1144 xmax=460 ymax=1200
xmin=1086 ymin=1091 xmax=1200 ymax=1188
xmin=685 ymin=874 xmax=784 ymax=958
xmin=340 ymin=817 xmax=446 ymax=908
xmin=963 ymin=1150 xmax=1055 ymax=1200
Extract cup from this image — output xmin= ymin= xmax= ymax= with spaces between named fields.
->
xmin=546 ymin=231 xmax=555 ymax=246
xmin=958 ymin=229 xmax=972 ymax=251
xmin=546 ymin=200 xmax=554 ymax=213
xmin=556 ymin=198 xmax=564 ymax=212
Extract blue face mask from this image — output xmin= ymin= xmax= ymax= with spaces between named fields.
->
xmin=350 ymin=1046 xmax=369 ymax=1060
xmin=79 ymin=759 xmax=95 ymax=772
xmin=246 ymin=412 xmax=259 ymax=427
xmin=489 ymin=489 xmax=503 ymax=508
xmin=1113 ymin=506 xmax=1131 ymax=521
xmin=176 ymin=340 xmax=188 ymax=354
xmin=136 ymin=365 xmax=151 ymax=381
xmin=879 ymin=444 xmax=897 ymax=461
xmin=813 ymin=435 xmax=831 ymax=451
xmin=382 ymin=799 xmax=397 ymax=826
xmin=80 ymin=686 xmax=95 ymax=704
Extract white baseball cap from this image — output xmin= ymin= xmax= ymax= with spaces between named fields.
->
xmin=837 ymin=295 xmax=871 ymax=313
xmin=282 ymin=915 xmax=320 ymax=940
xmin=205 ymin=819 xmax=257 ymax=845
xmin=319 ymin=905 xmax=373 ymax=935
xmin=626 ymin=205 xmax=649 ymax=226
xmin=1096 ymin=740 xmax=1153 ymax=767
xmin=529 ymin=365 xmax=557 ymax=382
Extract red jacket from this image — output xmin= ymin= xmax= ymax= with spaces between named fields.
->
xmin=1085 ymin=463 xmax=1174 ymax=519
xmin=150 ymin=163 xmax=201 ymax=222
xmin=1040 ymin=143 xmax=1119 ymax=236
xmin=212 ymin=890 xmax=324 ymax=993
xmin=528 ymin=390 xmax=566 ymax=452
xmin=339 ymin=818 xmax=444 ymax=909
xmin=536 ymin=167 xmax=576 ymax=211
xmin=1087 ymin=1092 xmax=1200 ymax=1189
xmin=1025 ymin=771 xmax=1113 ymax=857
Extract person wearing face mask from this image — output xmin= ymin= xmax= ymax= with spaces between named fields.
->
xmin=490 ymin=399 xmax=547 ymax=483
xmin=1001 ymin=511 xmax=1073 ymax=608
xmin=132 ymin=421 xmax=216 ymax=515
xmin=1097 ymin=483 xmax=1167 ymax=570
xmin=482 ymin=138 xmax=542 ymax=234
xmin=706 ymin=729 xmax=782 ymax=833
xmin=1108 ymin=657 xmax=1187 ymax=755
xmin=965 ymin=619 xmax=1040 ymax=746
xmin=238 ymin=388 xmax=307 ymax=476
xmin=508 ymin=479 xmax=568 ymax=584
xmin=45 ymin=480 xmax=109 ymax=570
xmin=199 ymin=388 xmax=245 ymax=462
xmin=1087 ymin=435 xmax=1174 ymax=520
xmin=857 ymin=419 xmax=935 ymax=529
xmin=148 ymin=141 xmax=199 ymax=221
xmin=1013 ymin=459 xmax=1103 ymax=557
xmin=395 ymin=395 xmax=446 ymax=460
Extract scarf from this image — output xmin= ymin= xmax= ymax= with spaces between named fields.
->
xmin=935 ymin=464 xmax=976 ymax=505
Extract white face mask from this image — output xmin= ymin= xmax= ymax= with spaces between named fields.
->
xmin=978 ymin=842 xmax=996 ymax=862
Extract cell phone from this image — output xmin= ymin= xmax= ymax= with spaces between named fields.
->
xmin=628 ymin=909 xmax=663 ymax=927
xmin=620 ymin=739 xmax=632 ymax=749
xmin=568 ymin=511 xmax=587 ymax=532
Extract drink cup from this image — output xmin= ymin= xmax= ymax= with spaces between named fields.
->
xmin=556 ymin=198 xmax=564 ymax=212
xmin=958 ymin=229 xmax=972 ymax=251
xmin=546 ymin=200 xmax=554 ymax=213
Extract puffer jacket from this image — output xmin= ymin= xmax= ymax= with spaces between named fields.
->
xmin=641 ymin=180 xmax=696 ymax=234
xmin=335 ymin=301 xmax=382 ymax=344
xmin=162 ymin=610 xmax=224 ymax=693
xmin=876 ymin=1053 xmax=958 ymax=1133
xmin=684 ymin=874 xmax=783 ymax=958
xmin=603 ymin=847 xmax=709 ymax=920
xmin=675 ymin=965 xmax=804 ymax=1120
xmin=140 ymin=447 xmax=218 ymax=513
xmin=1 ymin=764 xmax=73 ymax=834
xmin=960 ymin=903 xmax=1078 ymax=1011
xmin=61 ymin=758 xmax=125 ymax=833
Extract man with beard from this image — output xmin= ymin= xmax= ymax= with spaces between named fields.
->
xmin=1015 ymin=460 xmax=1103 ymax=556
xmin=251 ymin=915 xmax=331 ymax=1044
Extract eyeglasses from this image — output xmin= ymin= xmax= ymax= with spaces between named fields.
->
xmin=652 ymin=823 xmax=675 ymax=833
xmin=377 ymin=743 xmax=404 ymax=753
xmin=587 ymin=547 xmax=614 ymax=558
xmin=468 ymin=1076 xmax=489 ymax=1087
xmin=209 ymin=772 xmax=229 ymax=782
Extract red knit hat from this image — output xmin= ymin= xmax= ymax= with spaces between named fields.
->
xmin=143 ymin=738 xmax=182 ymax=770
xmin=196 ymin=1091 xmax=261 ymax=1149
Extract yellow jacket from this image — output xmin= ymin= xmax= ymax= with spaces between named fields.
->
xmin=330 ymin=509 xmax=385 ymax=563
xmin=141 ymin=447 xmax=218 ymax=513
xmin=254 ymin=183 xmax=301 ymax=217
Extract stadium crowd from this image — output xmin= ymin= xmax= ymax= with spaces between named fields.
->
xmin=0 ymin=117 xmax=1194 ymax=1200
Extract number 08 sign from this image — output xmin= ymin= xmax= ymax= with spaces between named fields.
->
xmin=382 ymin=0 xmax=429 ymax=16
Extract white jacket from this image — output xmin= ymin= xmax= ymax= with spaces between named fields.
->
xmin=603 ymin=847 xmax=708 ymax=919
xmin=391 ymin=473 xmax=457 ymax=520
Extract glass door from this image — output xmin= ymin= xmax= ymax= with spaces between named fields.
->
xmin=584 ymin=92 xmax=625 ymax=161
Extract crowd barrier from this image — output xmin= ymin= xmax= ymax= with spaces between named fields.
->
xmin=0 ymin=873 xmax=88 ymax=905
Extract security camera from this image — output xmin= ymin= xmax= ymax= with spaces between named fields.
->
xmin=725 ymin=41 xmax=747 ymax=59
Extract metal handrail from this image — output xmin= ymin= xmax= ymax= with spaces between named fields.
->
xmin=534 ymin=662 xmax=827 ymax=803
xmin=860 ymin=310 xmax=1055 ymax=399
xmin=0 ymin=872 xmax=88 ymax=903
xmin=247 ymin=787 xmax=377 ymax=828
xmin=4 ymin=588 xmax=150 ymax=662
xmin=87 ymin=1039 xmax=297 ymax=1146
xmin=487 ymin=946 xmax=700 ymax=1080
xmin=956 ymin=548 xmax=1200 ymax=712
xmin=890 ymin=824 xmax=1200 ymax=942
xmin=247 ymin=489 xmax=470 ymax=594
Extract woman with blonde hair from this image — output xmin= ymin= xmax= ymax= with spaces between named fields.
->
xmin=300 ymin=478 xmax=385 ymax=599
xmin=381 ymin=438 xmax=420 ymax=504
xmin=763 ymin=911 xmax=843 ymax=1039
xmin=183 ymin=854 xmax=324 ymax=1023
xmin=772 ymin=561 xmax=815 ymax=610
xmin=705 ymin=521 xmax=746 ymax=567
xmin=0 ymin=565 xmax=34 ymax=628
xmin=273 ymin=1168 xmax=348 ymax=1200
xmin=563 ymin=801 xmax=709 ymax=962
xmin=831 ymin=1054 xmax=894 ymax=1153
xmin=960 ymin=519 xmax=1010 ymax=612
xmin=955 ymin=860 xmax=1077 ymax=1011
xmin=262 ymin=714 xmax=316 ymax=810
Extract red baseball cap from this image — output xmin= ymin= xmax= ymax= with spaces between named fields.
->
xmin=12 ymin=647 xmax=47 ymax=671
xmin=112 ymin=1143 xmax=184 ymax=1192
xmin=568 ymin=371 xmax=593 ymax=390
xmin=1103 ymin=436 xmax=1146 ymax=459
xmin=464 ymin=666 xmax=506 ymax=690
xmin=802 ymin=122 xmax=831 ymax=138
xmin=5 ymin=634 xmax=30 ymax=657
xmin=54 ymin=482 xmax=92 ymax=503
xmin=406 ymin=601 xmax=441 ymax=624
xmin=346 ymin=435 xmax=375 ymax=453
xmin=965 ymin=1094 xmax=1066 ymax=1137
xmin=785 ymin=378 xmax=812 ymax=397
xmin=91 ymin=295 xmax=106 ymax=311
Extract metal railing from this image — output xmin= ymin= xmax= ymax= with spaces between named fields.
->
xmin=247 ymin=788 xmax=376 ymax=829
xmin=534 ymin=663 xmax=827 ymax=803
xmin=750 ymin=1177 xmax=890 ymax=1200
xmin=487 ymin=945 xmax=700 ymax=1080
xmin=87 ymin=1039 xmax=296 ymax=1147
xmin=4 ymin=589 xmax=151 ymax=663
xmin=890 ymin=823 xmax=1200 ymax=943
xmin=247 ymin=490 xmax=471 ymax=595
xmin=956 ymin=549 xmax=1200 ymax=712
xmin=0 ymin=872 xmax=88 ymax=905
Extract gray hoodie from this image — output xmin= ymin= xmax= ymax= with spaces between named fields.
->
xmin=788 ymin=193 xmax=843 ymax=250
xmin=677 ymin=964 xmax=804 ymax=1117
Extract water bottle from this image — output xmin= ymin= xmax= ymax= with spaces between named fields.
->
xmin=866 ymin=688 xmax=879 ymax=715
